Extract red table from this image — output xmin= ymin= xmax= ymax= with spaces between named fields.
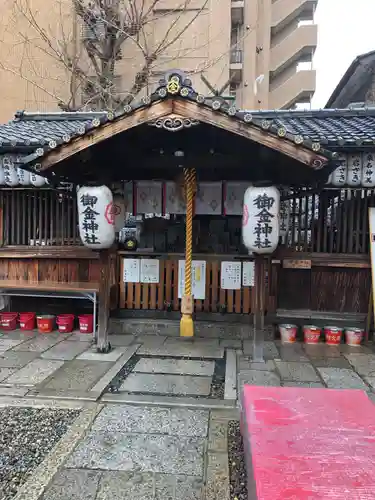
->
xmin=241 ymin=386 xmax=375 ymax=499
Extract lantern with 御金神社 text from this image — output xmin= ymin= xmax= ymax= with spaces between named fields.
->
xmin=77 ymin=185 xmax=116 ymax=249
xmin=242 ymin=186 xmax=280 ymax=254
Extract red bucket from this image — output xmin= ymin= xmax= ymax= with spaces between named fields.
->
xmin=56 ymin=314 xmax=75 ymax=333
xmin=19 ymin=312 xmax=36 ymax=331
xmin=345 ymin=327 xmax=364 ymax=347
xmin=303 ymin=325 xmax=321 ymax=344
xmin=78 ymin=314 xmax=94 ymax=334
xmin=0 ymin=313 xmax=18 ymax=331
xmin=37 ymin=315 xmax=55 ymax=334
xmin=324 ymin=326 xmax=342 ymax=346
xmin=279 ymin=324 xmax=297 ymax=344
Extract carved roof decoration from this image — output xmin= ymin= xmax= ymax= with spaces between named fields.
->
xmin=2 ymin=70 xmax=375 ymax=174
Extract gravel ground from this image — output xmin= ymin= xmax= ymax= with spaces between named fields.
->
xmin=0 ymin=407 xmax=80 ymax=499
xmin=228 ymin=420 xmax=247 ymax=500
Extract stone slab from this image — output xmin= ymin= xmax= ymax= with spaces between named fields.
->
xmin=134 ymin=335 xmax=167 ymax=347
xmin=0 ymin=338 xmax=28 ymax=352
xmin=224 ymin=349 xmax=236 ymax=400
xmin=364 ymin=377 xmax=375 ymax=390
xmin=208 ymin=419 xmax=228 ymax=452
xmin=220 ymin=339 xmax=242 ymax=349
xmin=205 ymin=452 xmax=230 ymax=500
xmin=91 ymin=405 xmax=209 ymax=437
xmin=66 ymin=333 xmax=95 ymax=342
xmin=238 ymin=370 xmax=280 ymax=393
xmin=344 ymin=354 xmax=375 ymax=377
xmin=96 ymin=471 xmax=203 ymax=500
xmin=137 ymin=344 xmax=224 ymax=359
xmin=40 ymin=469 xmax=101 ymax=500
xmin=134 ymin=357 xmax=215 ymax=376
xmin=0 ymin=385 xmax=30 ymax=396
xmin=101 ymin=393 xmax=236 ymax=409
xmin=282 ymin=381 xmax=325 ymax=388
xmin=275 ymin=361 xmax=320 ymax=382
xmin=107 ymin=335 xmax=135 ymax=346
xmin=340 ymin=344 xmax=373 ymax=354
xmin=0 ymin=351 xmax=40 ymax=368
xmin=0 ymin=367 xmax=15 ymax=382
xmin=13 ymin=335 xmax=63 ymax=352
xmin=5 ymin=359 xmax=64 ymax=385
xmin=42 ymin=360 xmax=113 ymax=391
xmin=243 ymin=341 xmax=278 ymax=359
xmin=303 ymin=344 xmax=342 ymax=358
xmin=317 ymin=367 xmax=368 ymax=390
xmin=41 ymin=340 xmax=91 ymax=360
xmin=165 ymin=337 xmax=220 ymax=348
xmin=76 ymin=347 xmax=125 ymax=362
xmin=311 ymin=357 xmax=352 ymax=369
xmin=276 ymin=343 xmax=309 ymax=362
xmin=120 ymin=373 xmax=212 ymax=396
xmin=66 ymin=431 xmax=205 ymax=476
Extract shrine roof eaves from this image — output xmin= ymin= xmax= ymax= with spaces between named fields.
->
xmin=2 ymin=71 xmax=375 ymax=169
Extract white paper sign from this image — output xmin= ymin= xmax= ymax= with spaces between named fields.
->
xmin=165 ymin=182 xmax=186 ymax=214
xmin=140 ymin=259 xmax=160 ymax=283
xmin=221 ymin=261 xmax=242 ymax=290
xmin=347 ymin=153 xmax=362 ymax=187
xmin=242 ymin=261 xmax=255 ymax=287
xmin=195 ymin=182 xmax=222 ymax=215
xmin=331 ymin=154 xmax=347 ymax=187
xmin=136 ymin=181 xmax=162 ymax=214
xmin=123 ymin=258 xmax=140 ymax=283
xmin=224 ymin=182 xmax=247 ymax=215
xmin=362 ymin=152 xmax=375 ymax=187
xmin=178 ymin=260 xmax=206 ymax=299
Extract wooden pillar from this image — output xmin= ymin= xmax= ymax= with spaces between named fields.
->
xmin=96 ymin=248 xmax=111 ymax=352
xmin=252 ymin=255 xmax=266 ymax=362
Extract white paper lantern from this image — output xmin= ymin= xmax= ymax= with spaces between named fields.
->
xmin=347 ymin=153 xmax=362 ymax=187
xmin=2 ymin=156 xmax=18 ymax=186
xmin=0 ymin=162 xmax=5 ymax=185
xmin=17 ymin=168 xmax=31 ymax=186
xmin=331 ymin=155 xmax=347 ymax=187
xmin=242 ymin=186 xmax=280 ymax=254
xmin=112 ymin=194 xmax=126 ymax=233
xmin=361 ymin=152 xmax=375 ymax=187
xmin=30 ymin=173 xmax=46 ymax=187
xmin=77 ymin=185 xmax=116 ymax=249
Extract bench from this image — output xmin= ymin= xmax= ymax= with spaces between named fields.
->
xmin=0 ymin=280 xmax=99 ymax=337
xmin=275 ymin=308 xmax=367 ymax=330
xmin=241 ymin=386 xmax=375 ymax=498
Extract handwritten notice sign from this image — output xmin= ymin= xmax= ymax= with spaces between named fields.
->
xmin=242 ymin=261 xmax=255 ymax=287
xmin=178 ymin=260 xmax=206 ymax=299
xmin=283 ymin=259 xmax=311 ymax=269
xmin=140 ymin=259 xmax=160 ymax=283
xmin=221 ymin=261 xmax=242 ymax=290
xmin=123 ymin=258 xmax=140 ymax=283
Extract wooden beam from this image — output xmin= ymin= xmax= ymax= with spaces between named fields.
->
xmin=173 ymin=100 xmax=328 ymax=169
xmin=40 ymin=101 xmax=173 ymax=171
xmin=0 ymin=246 xmax=99 ymax=259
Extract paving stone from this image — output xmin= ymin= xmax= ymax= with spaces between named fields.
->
xmin=42 ymin=360 xmax=113 ymax=391
xmin=317 ymin=367 xmax=368 ymax=390
xmin=276 ymin=343 xmax=309 ymax=361
xmin=344 ymin=354 xmax=375 ymax=377
xmin=205 ymin=452 xmax=230 ymax=500
xmin=339 ymin=344 xmax=373 ymax=354
xmin=311 ymin=357 xmax=352 ymax=369
xmin=0 ymin=385 xmax=29 ymax=396
xmin=275 ymin=361 xmax=320 ymax=382
xmin=0 ymin=367 xmax=15 ymax=382
xmin=368 ymin=393 xmax=375 ymax=404
xmin=238 ymin=370 xmax=280 ymax=393
xmin=0 ymin=350 xmax=39 ymax=368
xmin=243 ymin=340 xmax=278 ymax=358
xmin=41 ymin=468 xmax=101 ymax=500
xmin=96 ymin=472 xmax=203 ymax=500
xmin=120 ymin=373 xmax=212 ymax=396
xmin=363 ymin=377 xmax=375 ymax=390
xmin=208 ymin=419 xmax=228 ymax=452
xmin=0 ymin=337 xmax=28 ymax=352
xmin=5 ymin=331 xmax=37 ymax=340
xmin=238 ymin=356 xmax=276 ymax=372
xmin=134 ymin=335 xmax=167 ymax=347
xmin=303 ymin=344 xmax=342 ymax=358
xmin=41 ymin=340 xmax=91 ymax=360
xmin=210 ymin=409 xmax=240 ymax=421
xmin=66 ymin=431 xmax=205 ymax=476
xmin=220 ymin=339 xmax=242 ymax=349
xmin=5 ymin=359 xmax=64 ymax=385
xmin=107 ymin=334 xmax=135 ymax=346
xmin=66 ymin=333 xmax=95 ymax=342
xmin=138 ymin=343 xmax=224 ymax=359
xmin=134 ymin=357 xmax=215 ymax=376
xmin=92 ymin=405 xmax=209 ymax=437
xmin=224 ymin=349 xmax=237 ymax=400
xmin=13 ymin=335 xmax=63 ymax=352
xmin=282 ymin=381 xmax=325 ymax=388
xmin=164 ymin=337 xmax=220 ymax=348
xmin=76 ymin=347 xmax=125 ymax=362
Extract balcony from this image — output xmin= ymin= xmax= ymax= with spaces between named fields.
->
xmin=231 ymin=0 xmax=244 ymax=25
xmin=269 ymin=69 xmax=316 ymax=109
xmin=270 ymin=24 xmax=317 ymax=76
xmin=272 ymin=0 xmax=317 ymax=34
xmin=230 ymin=49 xmax=243 ymax=83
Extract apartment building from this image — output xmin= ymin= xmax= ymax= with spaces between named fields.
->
xmin=0 ymin=0 xmax=318 ymax=123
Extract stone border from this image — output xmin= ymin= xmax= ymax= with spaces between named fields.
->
xmin=101 ymin=392 xmax=236 ymax=409
xmin=12 ymin=402 xmax=103 ymax=500
xmin=224 ymin=349 xmax=237 ymax=400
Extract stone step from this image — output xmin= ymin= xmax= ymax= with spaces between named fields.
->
xmin=120 ymin=372 xmax=213 ymax=396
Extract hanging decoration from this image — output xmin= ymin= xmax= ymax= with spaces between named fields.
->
xmin=2 ymin=156 xmax=18 ymax=187
xmin=346 ymin=153 xmax=362 ymax=187
xmin=77 ymin=185 xmax=116 ymax=249
xmin=330 ymin=154 xmax=347 ymax=187
xmin=17 ymin=168 xmax=31 ymax=186
xmin=242 ymin=185 xmax=280 ymax=254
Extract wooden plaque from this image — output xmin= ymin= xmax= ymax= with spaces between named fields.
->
xmin=283 ymin=259 xmax=312 ymax=269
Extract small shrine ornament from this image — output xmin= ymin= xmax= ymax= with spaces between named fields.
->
xmin=242 ymin=185 xmax=280 ymax=254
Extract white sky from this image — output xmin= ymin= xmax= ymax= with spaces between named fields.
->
xmin=312 ymin=0 xmax=375 ymax=108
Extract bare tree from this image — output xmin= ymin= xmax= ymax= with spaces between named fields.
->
xmin=0 ymin=0 xmax=246 ymax=111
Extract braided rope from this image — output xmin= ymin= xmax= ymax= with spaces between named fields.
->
xmin=183 ymin=168 xmax=196 ymax=296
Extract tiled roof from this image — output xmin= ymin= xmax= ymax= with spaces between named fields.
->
xmin=1 ymin=70 xmax=375 ymax=170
